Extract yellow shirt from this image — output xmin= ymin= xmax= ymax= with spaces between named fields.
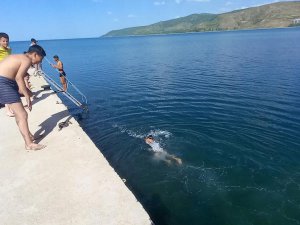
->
xmin=0 ymin=46 xmax=11 ymax=61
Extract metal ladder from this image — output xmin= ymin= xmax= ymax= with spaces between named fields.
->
xmin=37 ymin=70 xmax=88 ymax=111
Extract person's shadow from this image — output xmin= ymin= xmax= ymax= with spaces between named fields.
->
xmin=34 ymin=109 xmax=72 ymax=143
xmin=31 ymin=90 xmax=56 ymax=105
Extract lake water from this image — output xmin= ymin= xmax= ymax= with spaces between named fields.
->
xmin=12 ymin=28 xmax=300 ymax=225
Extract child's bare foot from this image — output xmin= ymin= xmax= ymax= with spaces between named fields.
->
xmin=174 ymin=157 xmax=182 ymax=165
xmin=25 ymin=143 xmax=46 ymax=151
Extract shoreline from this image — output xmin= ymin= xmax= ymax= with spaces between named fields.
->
xmin=101 ymin=26 xmax=300 ymax=38
xmin=10 ymin=26 xmax=300 ymax=42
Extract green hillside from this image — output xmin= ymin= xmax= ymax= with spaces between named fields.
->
xmin=103 ymin=1 xmax=300 ymax=37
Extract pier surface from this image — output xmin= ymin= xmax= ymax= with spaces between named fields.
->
xmin=0 ymin=75 xmax=152 ymax=225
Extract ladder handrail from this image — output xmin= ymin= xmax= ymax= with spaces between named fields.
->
xmin=37 ymin=70 xmax=88 ymax=111
xmin=65 ymin=77 xmax=88 ymax=105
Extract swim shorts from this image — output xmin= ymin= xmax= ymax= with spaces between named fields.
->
xmin=59 ymin=71 xmax=66 ymax=77
xmin=0 ymin=76 xmax=21 ymax=104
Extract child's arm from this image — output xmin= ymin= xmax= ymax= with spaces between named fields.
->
xmin=15 ymin=57 xmax=32 ymax=110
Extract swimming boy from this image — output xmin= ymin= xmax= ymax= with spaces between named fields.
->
xmin=51 ymin=55 xmax=67 ymax=92
xmin=145 ymin=135 xmax=182 ymax=165
xmin=0 ymin=45 xmax=46 ymax=150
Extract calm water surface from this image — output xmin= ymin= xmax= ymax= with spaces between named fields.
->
xmin=13 ymin=28 xmax=300 ymax=225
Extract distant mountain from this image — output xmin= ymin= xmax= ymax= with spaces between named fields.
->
xmin=103 ymin=1 xmax=300 ymax=37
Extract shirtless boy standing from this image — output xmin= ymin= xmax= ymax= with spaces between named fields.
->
xmin=0 ymin=45 xmax=46 ymax=150
xmin=51 ymin=55 xmax=67 ymax=92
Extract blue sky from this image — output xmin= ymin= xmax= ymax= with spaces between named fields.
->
xmin=2 ymin=0 xmax=294 ymax=41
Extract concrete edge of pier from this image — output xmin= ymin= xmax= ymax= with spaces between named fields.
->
xmin=0 ymin=74 xmax=153 ymax=225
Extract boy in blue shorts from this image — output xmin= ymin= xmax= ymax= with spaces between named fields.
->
xmin=0 ymin=45 xmax=46 ymax=150
xmin=51 ymin=55 xmax=67 ymax=92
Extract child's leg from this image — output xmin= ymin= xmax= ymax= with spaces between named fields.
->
xmin=60 ymin=76 xmax=67 ymax=91
xmin=9 ymin=102 xmax=45 ymax=150
xmin=63 ymin=78 xmax=67 ymax=91
xmin=5 ymin=104 xmax=14 ymax=117
xmin=168 ymin=154 xmax=182 ymax=165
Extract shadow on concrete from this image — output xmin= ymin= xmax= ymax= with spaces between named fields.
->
xmin=31 ymin=90 xmax=56 ymax=105
xmin=33 ymin=109 xmax=72 ymax=143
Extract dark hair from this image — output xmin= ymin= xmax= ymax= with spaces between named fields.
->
xmin=31 ymin=38 xmax=37 ymax=43
xmin=27 ymin=45 xmax=46 ymax=57
xmin=146 ymin=135 xmax=154 ymax=139
xmin=53 ymin=55 xmax=59 ymax=59
xmin=0 ymin=32 xmax=9 ymax=40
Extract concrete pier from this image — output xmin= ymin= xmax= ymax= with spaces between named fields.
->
xmin=0 ymin=75 xmax=152 ymax=225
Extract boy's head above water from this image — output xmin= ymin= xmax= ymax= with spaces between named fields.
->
xmin=145 ymin=135 xmax=154 ymax=144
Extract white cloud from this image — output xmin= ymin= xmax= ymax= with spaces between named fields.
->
xmin=128 ymin=14 xmax=136 ymax=18
xmin=154 ymin=1 xmax=166 ymax=6
xmin=107 ymin=11 xmax=112 ymax=15
xmin=225 ymin=1 xmax=232 ymax=6
xmin=175 ymin=0 xmax=183 ymax=4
